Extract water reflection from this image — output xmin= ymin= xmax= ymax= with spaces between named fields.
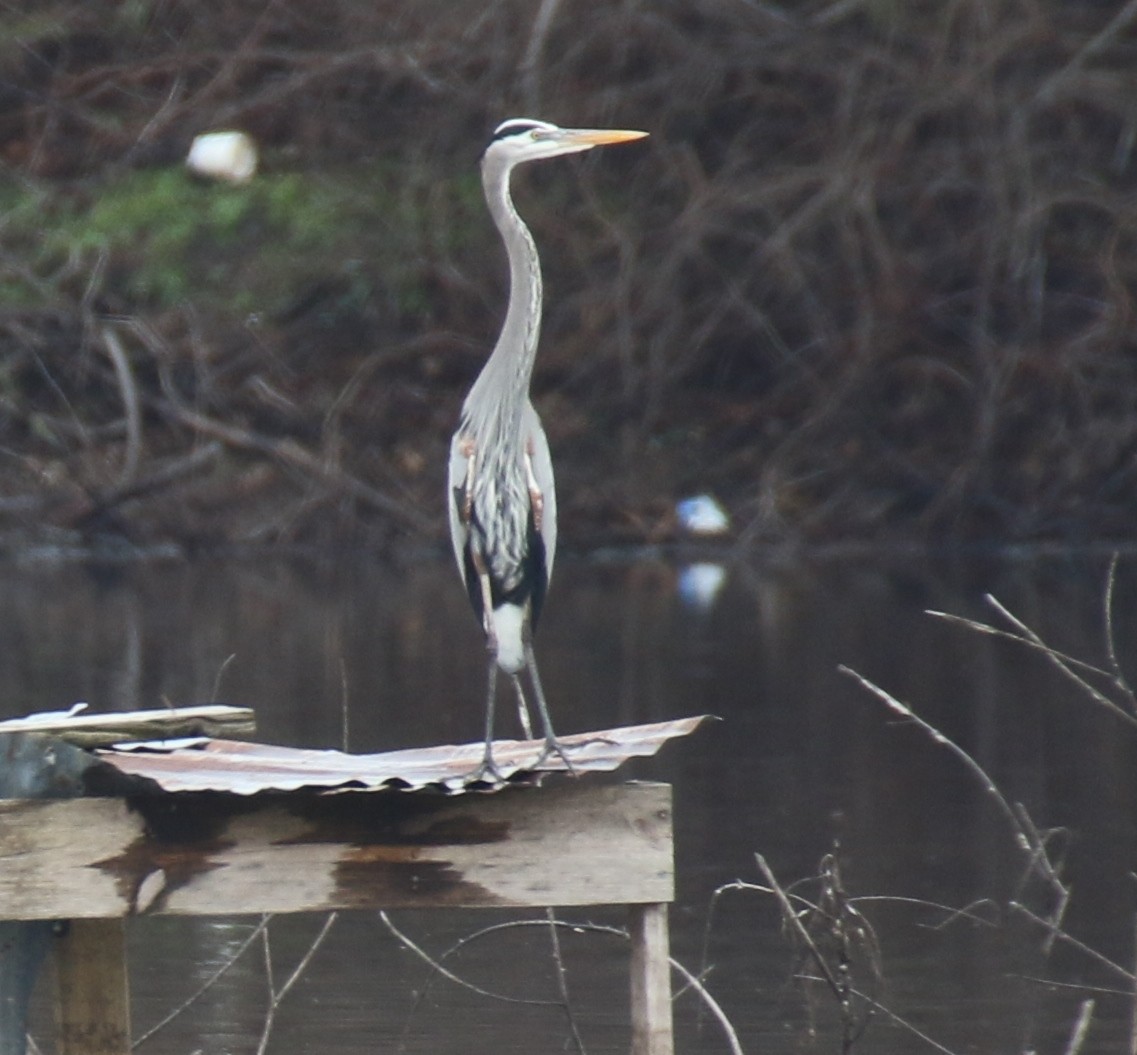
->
xmin=676 ymin=562 xmax=727 ymax=611
xmin=5 ymin=552 xmax=1136 ymax=1053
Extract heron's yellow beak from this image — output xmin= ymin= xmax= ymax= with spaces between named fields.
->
xmin=565 ymin=129 xmax=649 ymax=147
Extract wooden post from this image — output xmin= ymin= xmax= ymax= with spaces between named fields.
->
xmin=0 ymin=731 xmax=99 ymax=1055
xmin=53 ymin=920 xmax=130 ymax=1055
xmin=628 ymin=902 xmax=672 ymax=1055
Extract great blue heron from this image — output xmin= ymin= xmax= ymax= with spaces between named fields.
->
xmin=448 ymin=117 xmax=648 ymax=779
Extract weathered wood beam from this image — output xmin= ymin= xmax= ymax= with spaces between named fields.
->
xmin=0 ymin=706 xmax=255 ymax=748
xmin=0 ymin=782 xmax=672 ymax=918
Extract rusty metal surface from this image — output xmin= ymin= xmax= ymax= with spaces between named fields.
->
xmin=94 ymin=716 xmax=710 ymax=795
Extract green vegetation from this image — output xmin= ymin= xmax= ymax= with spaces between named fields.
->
xmin=1 ymin=163 xmax=485 ymax=320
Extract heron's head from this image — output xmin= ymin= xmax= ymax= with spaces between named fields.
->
xmin=482 ymin=118 xmax=648 ymax=169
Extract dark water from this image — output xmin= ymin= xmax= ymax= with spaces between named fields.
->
xmin=6 ymin=551 xmax=1137 ymax=1054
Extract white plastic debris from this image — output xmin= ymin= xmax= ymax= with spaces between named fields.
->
xmin=678 ymin=562 xmax=727 ymax=610
xmin=676 ymin=494 xmax=730 ymax=535
xmin=186 ymin=130 xmax=258 ymax=184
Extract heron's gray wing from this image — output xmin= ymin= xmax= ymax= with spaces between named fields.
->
xmin=447 ymin=431 xmax=471 ymax=589
xmin=522 ymin=401 xmax=557 ymax=584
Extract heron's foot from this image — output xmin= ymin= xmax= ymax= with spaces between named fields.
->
xmin=463 ymin=747 xmax=506 ymax=785
xmin=538 ymin=735 xmax=616 ymax=752
xmin=533 ymin=734 xmax=621 ymax=776
xmin=534 ymin=737 xmax=587 ymax=776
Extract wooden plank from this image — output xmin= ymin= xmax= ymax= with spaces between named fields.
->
xmin=0 ymin=782 xmax=672 ymax=918
xmin=0 ymin=706 xmax=255 ymax=747
xmin=629 ymin=903 xmax=673 ymax=1055
xmin=53 ymin=919 xmax=130 ymax=1055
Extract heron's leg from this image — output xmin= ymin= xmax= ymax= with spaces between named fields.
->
xmin=466 ymin=655 xmax=503 ymax=784
xmin=510 ymin=673 xmax=534 ymax=739
xmin=471 ymin=560 xmax=496 ymax=645
xmin=482 ymin=654 xmax=498 ymax=758
xmin=524 ymin=643 xmax=577 ymax=775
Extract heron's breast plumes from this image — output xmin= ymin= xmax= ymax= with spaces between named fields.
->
xmin=468 ymin=456 xmax=533 ymax=595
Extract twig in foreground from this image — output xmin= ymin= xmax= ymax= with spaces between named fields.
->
xmin=1063 ymin=998 xmax=1094 ymax=1055
xmin=1102 ymin=555 xmax=1134 ymax=703
xmin=986 ymin=591 xmax=1137 ymax=724
xmin=793 ymin=976 xmax=960 ymax=1055
xmin=1010 ymin=902 xmax=1134 ymax=985
xmin=926 ymin=581 xmax=1137 ymax=728
xmin=379 ymin=911 xmax=558 ymax=1007
xmin=839 ymin=667 xmax=1022 ymax=837
xmin=756 ymin=853 xmax=879 ymax=1051
xmin=382 ymin=914 xmax=745 ymax=1055
xmin=838 ymin=665 xmax=1067 ymax=909
xmin=256 ymin=912 xmax=338 ymax=1055
xmin=753 ymin=854 xmax=840 ymax=998
xmin=545 ymin=907 xmax=586 ymax=1055
xmin=133 ymin=916 xmax=271 ymax=1049
xmin=100 ymin=325 xmax=143 ymax=485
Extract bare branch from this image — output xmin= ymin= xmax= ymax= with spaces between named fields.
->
xmin=1011 ymin=902 xmax=1135 ymax=985
xmin=924 ymin=609 xmax=1117 ymax=682
xmin=840 ymin=667 xmax=1025 ymax=846
xmin=256 ymin=913 xmax=338 ymax=1055
xmin=1103 ymin=555 xmax=1135 ymax=706
xmin=520 ymin=0 xmax=562 ymax=111
xmin=133 ymin=916 xmax=271 ymax=1049
xmin=100 ymin=325 xmax=143 ymax=486
xmin=210 ymin=653 xmax=238 ymax=703
xmin=982 ymin=594 xmax=1137 ymax=726
xmin=1063 ymin=998 xmax=1095 ymax=1055
xmin=838 ymin=665 xmax=1069 ymax=916
xmin=753 ymin=854 xmax=842 ymax=999
xmin=823 ymin=981 xmax=961 ymax=1055
xmin=545 ymin=908 xmax=586 ymax=1055
xmin=378 ymin=911 xmax=557 ymax=1007
xmin=157 ymin=398 xmax=432 ymax=534
xmin=1038 ymin=0 xmax=1137 ymax=98
xmin=668 ymin=957 xmax=743 ymax=1055
xmin=383 ymin=913 xmax=748 ymax=1055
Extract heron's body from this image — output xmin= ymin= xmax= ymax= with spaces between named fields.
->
xmin=447 ymin=118 xmax=647 ymax=777
xmin=448 ymin=400 xmax=554 ymax=673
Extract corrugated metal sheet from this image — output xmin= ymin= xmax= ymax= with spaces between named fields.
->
xmin=95 ymin=716 xmax=710 ymax=795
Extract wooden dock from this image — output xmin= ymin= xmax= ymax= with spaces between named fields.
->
xmin=0 ymin=708 xmax=704 ymax=1055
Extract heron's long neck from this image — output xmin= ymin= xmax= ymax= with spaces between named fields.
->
xmin=464 ymin=160 xmax=543 ymax=445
